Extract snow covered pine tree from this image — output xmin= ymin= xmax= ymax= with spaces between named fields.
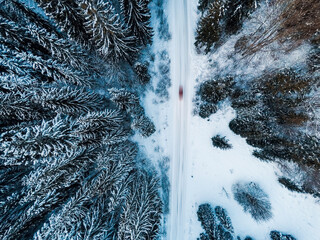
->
xmin=120 ymin=0 xmax=153 ymax=45
xmin=0 ymin=0 xmax=161 ymax=239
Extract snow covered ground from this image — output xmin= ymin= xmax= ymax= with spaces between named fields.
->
xmin=183 ymin=105 xmax=320 ymax=240
xmin=137 ymin=0 xmax=320 ymax=239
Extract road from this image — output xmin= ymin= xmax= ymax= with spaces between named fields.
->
xmin=168 ymin=0 xmax=191 ymax=239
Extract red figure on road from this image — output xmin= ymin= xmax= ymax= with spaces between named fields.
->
xmin=179 ymin=86 xmax=183 ymax=100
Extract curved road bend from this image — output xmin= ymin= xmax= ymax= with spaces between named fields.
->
xmin=169 ymin=0 xmax=191 ymax=239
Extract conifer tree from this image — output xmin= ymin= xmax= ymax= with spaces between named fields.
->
xmin=74 ymin=110 xmax=124 ymax=146
xmin=134 ymin=61 xmax=151 ymax=84
xmin=270 ymin=231 xmax=297 ymax=240
xmin=195 ymin=1 xmax=224 ymax=53
xmin=232 ymin=182 xmax=272 ymax=221
xmin=132 ymin=114 xmax=156 ymax=137
xmin=0 ymin=115 xmax=75 ymax=165
xmin=120 ymin=0 xmax=153 ymax=45
xmin=109 ymin=88 xmax=141 ymax=113
xmin=79 ymin=0 xmax=138 ymax=61
xmin=211 ymin=135 xmax=232 ymax=150
xmin=0 ymin=15 xmax=37 ymax=54
xmin=34 ymin=0 xmax=89 ymax=45
xmin=27 ymin=24 xmax=91 ymax=71
xmin=118 ymin=172 xmax=162 ymax=239
xmin=31 ymin=86 xmax=105 ymax=115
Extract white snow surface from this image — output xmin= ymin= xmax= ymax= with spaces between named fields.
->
xmin=136 ymin=0 xmax=320 ymax=239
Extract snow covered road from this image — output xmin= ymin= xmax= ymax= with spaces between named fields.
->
xmin=168 ymin=0 xmax=192 ymax=239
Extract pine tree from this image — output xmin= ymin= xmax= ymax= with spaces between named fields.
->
xmin=0 ymin=44 xmax=35 ymax=77
xmin=270 ymin=231 xmax=297 ymax=240
xmin=195 ymin=1 xmax=224 ymax=53
xmin=120 ymin=0 xmax=153 ymax=45
xmin=79 ymin=0 xmax=138 ymax=61
xmin=197 ymin=203 xmax=217 ymax=239
xmin=0 ymin=15 xmax=39 ymax=55
xmin=211 ymin=135 xmax=232 ymax=150
xmin=0 ymin=91 xmax=46 ymax=123
xmin=134 ymin=61 xmax=151 ymax=84
xmin=232 ymin=182 xmax=272 ymax=221
xmin=0 ymin=115 xmax=76 ymax=165
xmin=34 ymin=0 xmax=89 ymax=45
xmin=0 ymin=43 xmax=91 ymax=86
xmin=27 ymin=23 xmax=91 ymax=71
xmin=214 ymin=206 xmax=234 ymax=233
xmin=109 ymin=88 xmax=141 ymax=113
xmin=17 ymin=50 xmax=91 ymax=86
xmin=118 ymin=172 xmax=162 ymax=239
xmin=33 ymin=144 xmax=137 ymax=239
xmin=1 ymin=0 xmax=58 ymax=35
xmin=31 ymin=86 xmax=105 ymax=115
xmin=74 ymin=110 xmax=124 ymax=146
xmin=21 ymin=147 xmax=96 ymax=204
xmin=132 ymin=114 xmax=156 ymax=137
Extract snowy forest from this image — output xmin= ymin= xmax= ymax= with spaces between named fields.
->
xmin=194 ymin=0 xmax=319 ymax=239
xmin=0 ymin=0 xmax=163 ymax=239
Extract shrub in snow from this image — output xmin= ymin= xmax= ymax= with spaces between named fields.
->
xmin=236 ymin=236 xmax=254 ymax=240
xmin=155 ymin=50 xmax=171 ymax=100
xmin=197 ymin=203 xmax=235 ymax=240
xmin=212 ymin=135 xmax=232 ymax=150
xmin=156 ymin=75 xmax=171 ymax=99
xmin=232 ymin=181 xmax=272 ymax=221
xmin=159 ymin=61 xmax=170 ymax=75
xmin=155 ymin=0 xmax=171 ymax=41
xmin=270 ymin=231 xmax=297 ymax=240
